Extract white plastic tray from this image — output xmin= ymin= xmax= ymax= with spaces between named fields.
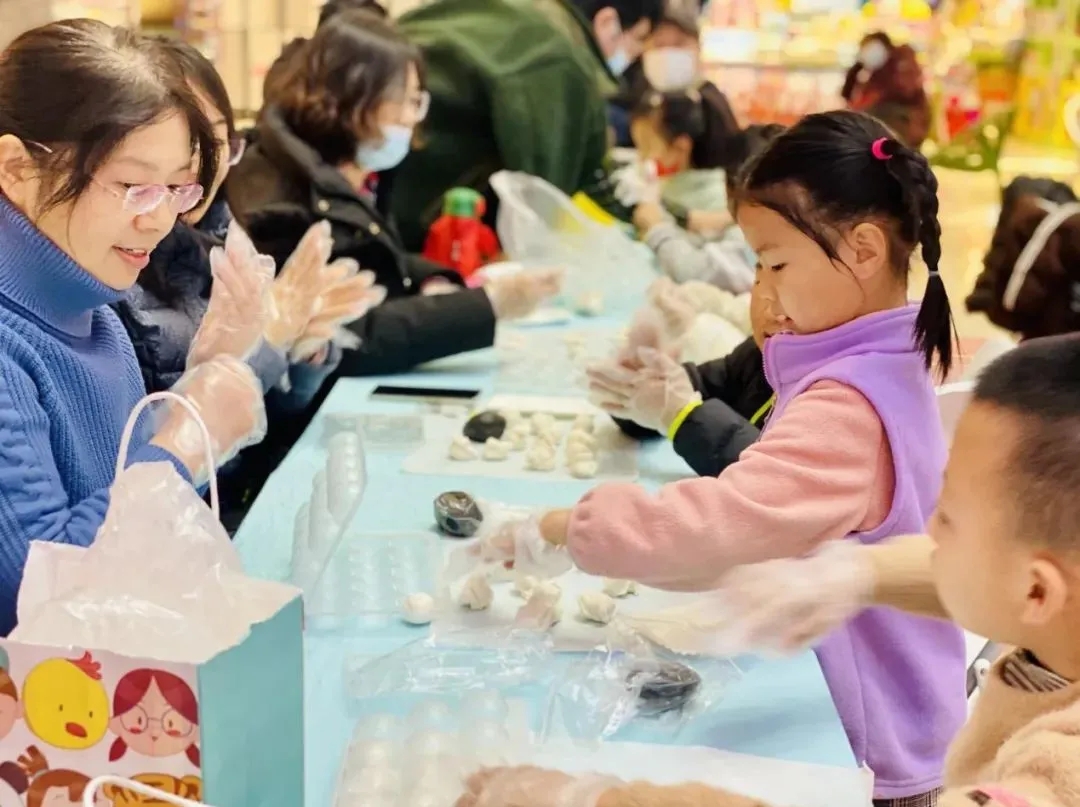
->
xmin=402 ymin=414 xmax=639 ymax=482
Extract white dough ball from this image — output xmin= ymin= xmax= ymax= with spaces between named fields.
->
xmin=578 ymin=591 xmax=617 ymax=624
xmin=401 ymin=592 xmax=435 ymax=625
xmin=602 ymin=579 xmax=637 ymax=598
xmin=482 ymin=436 xmax=512 ymax=461
xmin=568 ymin=458 xmax=599 ymax=479
xmin=458 ymin=572 xmax=494 ymax=610
xmin=448 ymin=435 xmax=478 ymax=461
xmin=525 ymin=441 xmax=557 ymax=471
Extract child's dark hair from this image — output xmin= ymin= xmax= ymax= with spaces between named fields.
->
xmin=631 ymin=89 xmax=731 ymax=170
xmin=973 ymin=335 xmax=1080 ymax=548
xmin=724 ymin=124 xmax=785 ymax=193
xmin=736 ymin=110 xmax=956 ymax=378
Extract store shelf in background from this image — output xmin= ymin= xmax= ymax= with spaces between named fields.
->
xmin=704 ymin=62 xmax=844 ymax=127
xmin=0 ymin=0 xmax=139 ymax=49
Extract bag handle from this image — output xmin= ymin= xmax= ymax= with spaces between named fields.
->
xmin=115 ymin=391 xmax=219 ymax=519
xmin=1004 ymin=201 xmax=1080 ymax=312
xmin=83 ymin=775 xmax=213 ymax=807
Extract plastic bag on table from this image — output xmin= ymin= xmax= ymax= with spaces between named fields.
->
xmin=13 ymin=392 xmax=298 ymax=663
xmin=546 ymin=623 xmax=742 ymax=743
xmin=344 ymin=626 xmax=556 ymax=699
xmin=442 ymin=501 xmax=572 ymax=586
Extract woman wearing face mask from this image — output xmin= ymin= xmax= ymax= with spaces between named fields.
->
xmin=115 ymin=38 xmax=383 ymax=528
xmin=0 ymin=20 xmax=266 ymax=634
xmin=842 ymin=32 xmax=930 ymax=149
xmin=228 ymin=10 xmax=561 ymax=377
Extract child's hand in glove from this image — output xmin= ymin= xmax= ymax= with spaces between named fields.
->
xmin=587 ymin=347 xmax=699 ymax=434
xmin=486 ymin=267 xmax=564 ymax=320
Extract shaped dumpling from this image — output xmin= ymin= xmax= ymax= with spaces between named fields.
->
xmin=482 ymin=437 xmax=512 ymax=461
xmin=507 ymin=423 xmax=531 ymax=451
xmin=401 ymin=592 xmax=435 ymax=625
xmin=566 ymin=431 xmax=597 ymax=451
xmin=572 ymin=414 xmax=595 ymax=434
xmin=530 ymin=412 xmax=556 ymax=434
xmin=448 ymin=435 xmax=478 ymax=461
xmin=602 ymin=579 xmax=638 ymax=599
xmin=459 ymin=572 xmax=494 ymax=611
xmin=568 ymin=457 xmax=599 ymax=479
xmin=578 ymin=591 xmax=616 ymax=625
xmin=515 ymin=583 xmax=562 ymax=630
xmin=525 ymin=440 xmax=557 ymax=472
xmin=512 ymin=574 xmax=538 ymax=599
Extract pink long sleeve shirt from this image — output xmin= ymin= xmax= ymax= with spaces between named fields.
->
xmin=566 ymin=380 xmax=895 ymax=590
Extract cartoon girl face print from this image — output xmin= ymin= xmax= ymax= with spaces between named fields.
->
xmin=108 ymin=670 xmax=200 ymax=765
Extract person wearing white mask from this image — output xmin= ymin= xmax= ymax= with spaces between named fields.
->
xmin=228 ymin=10 xmax=563 ymax=377
xmin=386 ymin=0 xmax=664 ymax=249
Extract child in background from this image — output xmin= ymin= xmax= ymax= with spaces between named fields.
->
xmin=517 ymin=111 xmax=967 ymax=806
xmin=633 ymin=123 xmax=783 ymax=293
xmin=459 ymin=335 xmax=1080 ymax=807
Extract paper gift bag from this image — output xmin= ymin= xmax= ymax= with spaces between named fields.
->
xmin=0 ymin=392 xmax=304 ymax=807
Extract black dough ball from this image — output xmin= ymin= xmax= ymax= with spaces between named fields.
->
xmin=463 ymin=410 xmax=507 ymax=443
xmin=434 ymin=491 xmax=484 ymax=538
xmin=626 ymin=660 xmax=702 ymax=717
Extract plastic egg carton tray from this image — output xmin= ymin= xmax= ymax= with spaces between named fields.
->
xmin=304 ymin=533 xmax=443 ymax=632
xmin=334 ymin=693 xmax=531 ymax=807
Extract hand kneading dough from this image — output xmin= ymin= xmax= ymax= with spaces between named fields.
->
xmin=568 ymin=458 xmax=599 ymax=479
xmin=525 ymin=441 xmax=557 ymax=471
xmin=401 ymin=592 xmax=435 ymax=625
xmin=482 ymin=437 xmax=512 ymax=461
xmin=578 ymin=591 xmax=616 ymax=624
xmin=602 ymin=579 xmax=638 ymax=598
xmin=448 ymin=435 xmax=478 ymax=461
xmin=459 ymin=572 xmax=494 ymax=610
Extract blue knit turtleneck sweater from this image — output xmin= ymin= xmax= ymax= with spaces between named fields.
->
xmin=0 ymin=197 xmax=188 ymax=635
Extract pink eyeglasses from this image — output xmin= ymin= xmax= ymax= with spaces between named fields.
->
xmin=25 ymin=140 xmax=205 ymax=215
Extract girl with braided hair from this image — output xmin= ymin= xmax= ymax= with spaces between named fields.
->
xmin=502 ymin=110 xmax=965 ymax=807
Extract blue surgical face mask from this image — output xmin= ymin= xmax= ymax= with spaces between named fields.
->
xmin=607 ymin=47 xmax=631 ymax=76
xmin=355 ymin=124 xmax=413 ymax=172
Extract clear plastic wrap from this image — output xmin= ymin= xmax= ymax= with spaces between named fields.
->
xmin=344 ymin=627 xmax=555 ymax=698
xmin=322 ymin=412 xmax=426 ymax=449
xmin=547 ymin=624 xmax=743 ymax=743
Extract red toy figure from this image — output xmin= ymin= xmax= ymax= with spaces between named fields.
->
xmin=422 ymin=187 xmax=500 ymax=280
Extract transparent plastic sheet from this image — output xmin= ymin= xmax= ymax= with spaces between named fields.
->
xmin=344 ymin=626 xmax=555 ymax=698
xmin=490 ymin=171 xmax=656 ymax=311
xmin=321 ymin=411 xmax=426 ymax=450
xmin=335 ymin=686 xmax=538 ymax=807
xmin=548 ymin=623 xmax=743 ymax=743
xmin=494 ymin=326 xmax=624 ymax=396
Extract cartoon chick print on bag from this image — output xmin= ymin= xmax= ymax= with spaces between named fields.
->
xmin=109 ymin=669 xmax=200 ymax=765
xmin=23 ymin=653 xmax=109 ymax=750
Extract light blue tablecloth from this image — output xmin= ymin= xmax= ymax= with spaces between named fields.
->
xmin=234 ymin=334 xmax=857 ymax=807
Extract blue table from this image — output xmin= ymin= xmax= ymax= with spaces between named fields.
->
xmin=234 ymin=338 xmax=856 ymax=807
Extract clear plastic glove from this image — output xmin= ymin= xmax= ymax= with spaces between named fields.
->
xmin=187 ymin=222 xmax=274 ymax=367
xmin=475 ymin=514 xmax=573 ymax=579
xmin=264 ymin=220 xmax=334 ymax=350
xmin=613 ymin=161 xmax=660 ymax=208
xmin=587 ymin=347 xmax=698 ymax=432
xmin=455 ymin=767 xmax=619 ymax=807
xmin=289 ymin=267 xmax=387 ymax=362
xmin=422 ymin=277 xmax=460 ymax=296
xmin=486 ymin=267 xmax=564 ymax=320
xmin=153 ymin=355 xmax=268 ymax=482
xmin=716 ymin=540 xmax=875 ymax=655
xmin=649 ymin=277 xmax=698 ymax=342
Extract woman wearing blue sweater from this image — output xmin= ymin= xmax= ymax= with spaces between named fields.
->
xmin=0 ymin=21 xmax=267 ymax=634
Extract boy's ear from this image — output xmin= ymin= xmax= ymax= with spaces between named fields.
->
xmin=846 ymin=222 xmax=890 ymax=281
xmin=1021 ymin=557 xmax=1069 ymax=626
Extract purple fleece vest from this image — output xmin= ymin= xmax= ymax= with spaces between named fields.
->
xmin=762 ymin=305 xmax=967 ymax=798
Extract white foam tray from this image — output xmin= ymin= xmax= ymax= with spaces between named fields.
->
xmin=402 ymin=414 xmax=639 ymax=482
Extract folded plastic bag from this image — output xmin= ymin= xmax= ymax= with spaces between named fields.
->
xmin=12 ymin=392 xmax=298 ymax=663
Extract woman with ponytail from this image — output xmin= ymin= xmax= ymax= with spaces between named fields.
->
xmin=499 ymin=111 xmax=965 ymax=807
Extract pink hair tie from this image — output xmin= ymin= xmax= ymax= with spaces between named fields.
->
xmin=871 ymin=137 xmax=892 ymax=161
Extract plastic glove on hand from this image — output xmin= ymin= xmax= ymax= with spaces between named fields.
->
xmin=716 ymin=540 xmax=875 ymax=655
xmin=154 ymin=355 xmax=268 ymax=482
xmin=187 ymin=222 xmax=274 ymax=367
xmin=265 ymin=220 xmax=334 ymax=349
xmin=487 ymin=267 xmax=564 ymax=320
xmin=475 ymin=515 xmax=572 ymax=579
xmin=604 ymin=347 xmax=697 ymax=432
xmin=613 ymin=161 xmax=660 ymax=208
xmin=455 ymin=767 xmax=618 ymax=807
xmin=289 ymin=267 xmax=387 ymax=362
xmin=648 ymin=277 xmax=697 ymax=343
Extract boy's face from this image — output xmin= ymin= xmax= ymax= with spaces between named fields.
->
xmin=928 ymin=402 xmax=1075 ymax=646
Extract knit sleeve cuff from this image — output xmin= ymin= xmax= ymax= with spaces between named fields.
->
xmin=246 ymin=340 xmax=290 ymax=393
xmin=127 ymin=443 xmax=194 ymax=485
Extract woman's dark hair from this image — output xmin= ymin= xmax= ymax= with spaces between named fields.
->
xmin=655 ymin=4 xmax=700 ymax=39
xmin=318 ymin=0 xmax=387 ymax=26
xmin=151 ymin=36 xmax=235 ymax=138
xmin=575 ymin=0 xmax=664 ymax=30
xmin=631 ymin=89 xmax=705 ymax=143
xmin=275 ymin=10 xmax=424 ymax=165
xmin=724 ymin=123 xmax=784 ymax=193
xmin=736 ymin=110 xmax=956 ymax=378
xmin=0 ymin=20 xmax=217 ymax=211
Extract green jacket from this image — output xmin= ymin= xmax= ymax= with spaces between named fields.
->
xmin=393 ymin=0 xmax=617 ymax=249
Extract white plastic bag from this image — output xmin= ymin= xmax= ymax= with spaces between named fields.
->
xmin=13 ymin=392 xmax=297 ymax=663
